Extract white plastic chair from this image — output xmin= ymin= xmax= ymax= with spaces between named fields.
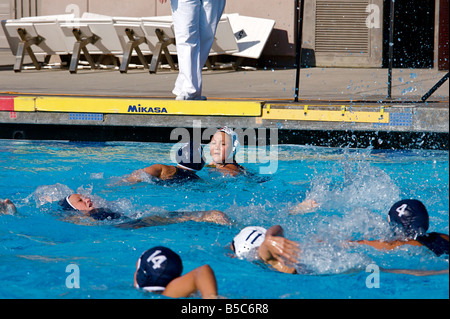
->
xmin=210 ymin=15 xmax=239 ymax=56
xmin=59 ymin=13 xmax=123 ymax=73
xmin=2 ymin=14 xmax=74 ymax=72
xmin=225 ymin=14 xmax=275 ymax=68
xmin=113 ymin=17 xmax=152 ymax=73
xmin=141 ymin=16 xmax=176 ymax=73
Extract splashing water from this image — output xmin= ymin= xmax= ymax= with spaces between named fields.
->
xmin=0 ymin=141 xmax=448 ymax=298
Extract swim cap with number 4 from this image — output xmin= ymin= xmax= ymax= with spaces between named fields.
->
xmin=388 ymin=199 xmax=429 ymax=239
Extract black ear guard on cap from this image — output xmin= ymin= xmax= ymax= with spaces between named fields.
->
xmin=58 ymin=195 xmax=77 ymax=211
xmin=176 ymin=141 xmax=205 ymax=171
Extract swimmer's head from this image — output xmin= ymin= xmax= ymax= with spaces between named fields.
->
xmin=58 ymin=194 xmax=95 ymax=212
xmin=210 ymin=127 xmax=240 ymax=163
xmin=176 ymin=141 xmax=205 ymax=172
xmin=135 ymin=246 xmax=183 ymax=291
xmin=231 ymin=226 xmax=267 ymax=259
xmin=388 ymin=199 xmax=429 ymax=239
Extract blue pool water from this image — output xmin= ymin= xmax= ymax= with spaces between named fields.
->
xmin=0 ymin=140 xmax=448 ymax=299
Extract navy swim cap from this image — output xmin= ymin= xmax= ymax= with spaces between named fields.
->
xmin=135 ymin=246 xmax=183 ymax=291
xmin=388 ymin=199 xmax=429 ymax=239
xmin=176 ymin=141 xmax=205 ymax=172
xmin=58 ymin=195 xmax=77 ymax=211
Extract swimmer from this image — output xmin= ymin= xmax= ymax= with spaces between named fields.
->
xmin=116 ymin=210 xmax=232 ymax=229
xmin=230 ymin=223 xmax=448 ymax=276
xmin=58 ymin=193 xmax=122 ymax=222
xmin=230 ymin=225 xmax=300 ymax=274
xmin=134 ymin=246 xmax=218 ymax=299
xmin=125 ymin=141 xmax=205 ymax=184
xmin=59 ymin=193 xmax=231 ymax=227
xmin=355 ymin=199 xmax=449 ymax=257
xmin=207 ymin=127 xmax=245 ymax=176
xmin=0 ymin=199 xmax=17 ymax=215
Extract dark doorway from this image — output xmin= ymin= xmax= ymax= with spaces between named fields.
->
xmin=438 ymin=0 xmax=449 ymax=70
xmin=383 ymin=0 xmax=435 ymax=68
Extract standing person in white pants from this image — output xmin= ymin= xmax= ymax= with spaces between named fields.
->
xmin=159 ymin=0 xmax=226 ymax=100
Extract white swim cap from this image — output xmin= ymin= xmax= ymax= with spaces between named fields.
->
xmin=219 ymin=126 xmax=240 ymax=159
xmin=232 ymin=226 xmax=267 ymax=258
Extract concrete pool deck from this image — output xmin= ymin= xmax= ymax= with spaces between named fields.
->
xmin=0 ymin=49 xmax=448 ymax=149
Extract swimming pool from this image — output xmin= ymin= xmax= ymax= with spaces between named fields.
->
xmin=0 ymin=139 xmax=448 ymax=299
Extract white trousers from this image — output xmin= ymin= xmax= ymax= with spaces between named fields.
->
xmin=171 ymin=0 xmax=226 ymax=99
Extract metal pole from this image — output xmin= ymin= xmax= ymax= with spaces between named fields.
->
xmin=421 ymin=72 xmax=449 ymax=102
xmin=387 ymin=0 xmax=395 ymax=99
xmin=294 ymin=0 xmax=305 ymax=102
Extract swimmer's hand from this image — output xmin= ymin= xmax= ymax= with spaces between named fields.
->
xmin=194 ymin=210 xmax=232 ymax=226
xmin=289 ymin=199 xmax=319 ymax=215
xmin=0 ymin=199 xmax=17 ymax=215
xmin=122 ymin=169 xmax=149 ymax=184
xmin=258 ymin=226 xmax=300 ymax=274
xmin=37 ymin=195 xmax=55 ymax=206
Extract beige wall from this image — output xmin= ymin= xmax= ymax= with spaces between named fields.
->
xmin=36 ymin=0 xmax=296 ymax=58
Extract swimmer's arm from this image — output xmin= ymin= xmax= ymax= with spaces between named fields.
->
xmin=37 ymin=195 xmax=58 ymax=205
xmin=143 ymin=164 xmax=165 ymax=179
xmin=289 ymin=199 xmax=319 ymax=215
xmin=210 ymin=163 xmax=242 ymax=176
xmin=62 ymin=214 xmax=95 ymax=226
xmin=124 ymin=164 xmax=164 ymax=183
xmin=163 ymin=265 xmax=218 ymax=299
xmin=115 ymin=210 xmax=232 ymax=229
xmin=380 ymin=267 xmax=449 ymax=276
xmin=170 ymin=210 xmax=232 ymax=226
xmin=258 ymin=226 xmax=300 ymax=274
xmin=354 ymin=239 xmax=422 ymax=250
xmin=146 ymin=164 xmax=178 ymax=180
